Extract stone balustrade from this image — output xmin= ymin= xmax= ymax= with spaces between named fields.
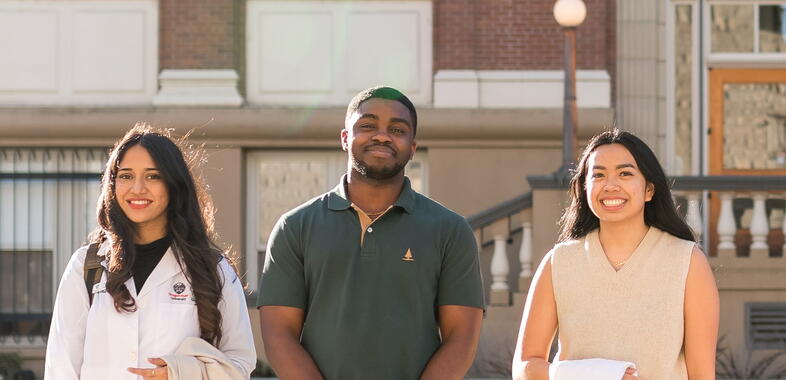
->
xmin=677 ymin=190 xmax=786 ymax=259
xmin=469 ymin=174 xmax=786 ymax=307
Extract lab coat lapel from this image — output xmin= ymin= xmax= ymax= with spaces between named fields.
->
xmin=136 ymin=247 xmax=182 ymax=300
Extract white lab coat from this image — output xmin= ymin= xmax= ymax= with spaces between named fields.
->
xmin=44 ymin=241 xmax=256 ymax=380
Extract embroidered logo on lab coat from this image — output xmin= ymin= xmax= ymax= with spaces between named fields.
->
xmin=169 ymin=281 xmax=191 ymax=303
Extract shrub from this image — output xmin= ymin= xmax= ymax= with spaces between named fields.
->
xmin=250 ymin=359 xmax=276 ymax=377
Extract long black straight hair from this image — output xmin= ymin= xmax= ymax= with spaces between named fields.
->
xmin=91 ymin=123 xmax=228 ymax=347
xmin=558 ymin=129 xmax=695 ymax=242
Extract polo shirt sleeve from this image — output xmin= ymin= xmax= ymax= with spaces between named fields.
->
xmin=437 ymin=217 xmax=485 ymax=309
xmin=256 ymin=214 xmax=307 ymax=309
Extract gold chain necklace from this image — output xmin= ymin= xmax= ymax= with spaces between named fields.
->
xmin=610 ymin=259 xmax=627 ymax=270
xmin=366 ymin=211 xmax=384 ymax=220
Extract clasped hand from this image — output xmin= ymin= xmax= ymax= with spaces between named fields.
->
xmin=127 ymin=357 xmax=168 ymax=379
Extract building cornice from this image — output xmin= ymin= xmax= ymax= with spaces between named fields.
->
xmin=0 ymin=106 xmax=615 ymax=143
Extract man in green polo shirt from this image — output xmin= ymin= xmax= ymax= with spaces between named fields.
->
xmin=257 ymin=86 xmax=484 ymax=380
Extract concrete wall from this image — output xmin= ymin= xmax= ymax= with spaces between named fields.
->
xmin=203 ymin=147 xmax=244 ymax=268
xmin=427 ymin=147 xmax=561 ymax=216
xmin=712 ymin=258 xmax=786 ymax=373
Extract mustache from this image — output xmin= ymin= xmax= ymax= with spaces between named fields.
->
xmin=364 ymin=142 xmax=396 ymax=154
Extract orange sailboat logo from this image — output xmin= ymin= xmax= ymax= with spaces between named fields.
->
xmin=403 ymin=248 xmax=414 ymax=261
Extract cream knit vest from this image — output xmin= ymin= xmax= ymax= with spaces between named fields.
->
xmin=551 ymin=227 xmax=694 ymax=380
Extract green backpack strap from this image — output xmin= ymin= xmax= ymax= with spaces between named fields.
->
xmin=83 ymin=242 xmax=104 ymax=306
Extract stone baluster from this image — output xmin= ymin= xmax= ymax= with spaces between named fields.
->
xmin=685 ymin=192 xmax=704 ymax=241
xmin=490 ymin=234 xmax=512 ymax=306
xmin=749 ymin=192 xmax=769 ymax=259
xmin=491 ymin=234 xmax=510 ymax=291
xmin=716 ymin=192 xmax=737 ymax=258
xmin=518 ymin=221 xmax=533 ymax=291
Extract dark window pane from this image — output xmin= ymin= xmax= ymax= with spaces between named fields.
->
xmin=760 ymin=5 xmax=786 ymax=53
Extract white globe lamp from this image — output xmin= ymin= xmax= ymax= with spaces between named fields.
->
xmin=553 ymin=0 xmax=587 ymax=27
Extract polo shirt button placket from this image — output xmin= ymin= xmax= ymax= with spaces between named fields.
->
xmin=361 ymin=225 xmax=376 ymax=258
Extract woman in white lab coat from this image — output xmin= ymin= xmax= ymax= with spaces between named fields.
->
xmin=45 ymin=124 xmax=256 ymax=380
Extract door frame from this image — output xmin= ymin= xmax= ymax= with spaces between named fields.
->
xmin=709 ymin=68 xmax=786 ymax=176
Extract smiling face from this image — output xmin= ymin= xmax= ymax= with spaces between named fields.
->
xmin=342 ymin=98 xmax=416 ymax=181
xmin=115 ymin=144 xmax=169 ymax=239
xmin=585 ymin=143 xmax=654 ymax=226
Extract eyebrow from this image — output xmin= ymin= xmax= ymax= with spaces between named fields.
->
xmin=357 ymin=114 xmax=412 ymax=128
xmin=390 ymin=117 xmax=412 ymax=128
xmin=117 ymin=167 xmax=159 ymax=171
xmin=591 ymin=163 xmax=637 ymax=170
xmin=358 ymin=113 xmax=379 ymax=120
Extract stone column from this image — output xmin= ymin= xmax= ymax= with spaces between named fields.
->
xmin=616 ymin=0 xmax=666 ymax=158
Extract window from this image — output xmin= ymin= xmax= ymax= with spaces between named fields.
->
xmin=708 ymin=2 xmax=786 ymax=59
xmin=245 ymin=0 xmax=433 ymax=106
xmin=245 ymin=149 xmax=427 ymax=290
xmin=0 ymin=148 xmax=104 ymax=345
xmin=747 ymin=303 xmax=786 ymax=349
xmin=0 ymin=1 xmax=158 ymax=106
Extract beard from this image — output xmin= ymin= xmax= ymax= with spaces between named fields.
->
xmin=351 ymin=148 xmax=408 ymax=181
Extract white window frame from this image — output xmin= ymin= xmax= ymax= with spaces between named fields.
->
xmin=705 ymin=0 xmax=786 ymax=66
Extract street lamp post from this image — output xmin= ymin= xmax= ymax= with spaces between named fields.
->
xmin=553 ymin=0 xmax=587 ymax=171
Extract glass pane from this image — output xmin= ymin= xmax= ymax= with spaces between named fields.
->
xmin=256 ymin=157 xmax=333 ymax=249
xmin=711 ymin=5 xmax=755 ymax=53
xmin=760 ymin=5 xmax=786 ymax=53
xmin=674 ymin=4 xmax=693 ymax=175
xmin=406 ymin=160 xmax=425 ymax=194
xmin=723 ymin=83 xmax=786 ymax=169
xmin=254 ymin=151 xmax=427 ymax=249
xmin=0 ymin=148 xmax=104 ymax=341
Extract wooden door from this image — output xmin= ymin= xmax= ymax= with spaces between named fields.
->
xmin=707 ymin=69 xmax=786 ymax=256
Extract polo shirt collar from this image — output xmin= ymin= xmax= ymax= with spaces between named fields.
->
xmin=393 ymin=177 xmax=416 ymax=214
xmin=327 ymin=175 xmax=352 ymax=211
xmin=327 ymin=174 xmax=416 ymax=214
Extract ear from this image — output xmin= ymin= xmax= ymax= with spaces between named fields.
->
xmin=645 ymin=182 xmax=655 ymax=202
xmin=409 ymin=140 xmax=417 ymax=160
xmin=340 ymin=129 xmax=349 ymax=151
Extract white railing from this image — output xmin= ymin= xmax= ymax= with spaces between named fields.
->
xmin=467 ymin=193 xmax=533 ymax=306
xmin=470 ymin=175 xmax=786 ymax=307
xmin=677 ymin=189 xmax=786 ymax=259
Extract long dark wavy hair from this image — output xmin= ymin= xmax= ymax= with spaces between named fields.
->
xmin=91 ymin=123 xmax=227 ymax=346
xmin=558 ymin=129 xmax=695 ymax=242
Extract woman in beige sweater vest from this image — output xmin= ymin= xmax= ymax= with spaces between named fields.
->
xmin=512 ymin=129 xmax=719 ymax=380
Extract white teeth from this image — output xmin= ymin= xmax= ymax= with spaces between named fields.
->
xmin=602 ymin=199 xmax=625 ymax=207
xmin=130 ymin=200 xmax=150 ymax=205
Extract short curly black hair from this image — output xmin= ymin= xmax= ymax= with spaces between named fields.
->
xmin=345 ymin=86 xmax=418 ymax=137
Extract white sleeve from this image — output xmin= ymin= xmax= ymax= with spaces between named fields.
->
xmin=216 ymin=259 xmax=257 ymax=376
xmin=45 ymin=247 xmax=90 ymax=380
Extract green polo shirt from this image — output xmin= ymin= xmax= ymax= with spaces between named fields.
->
xmin=257 ymin=176 xmax=484 ymax=380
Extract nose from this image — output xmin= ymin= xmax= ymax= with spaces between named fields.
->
xmin=130 ymin=176 xmax=147 ymax=194
xmin=603 ymin=176 xmax=621 ymax=191
xmin=371 ymin=129 xmax=392 ymax=144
